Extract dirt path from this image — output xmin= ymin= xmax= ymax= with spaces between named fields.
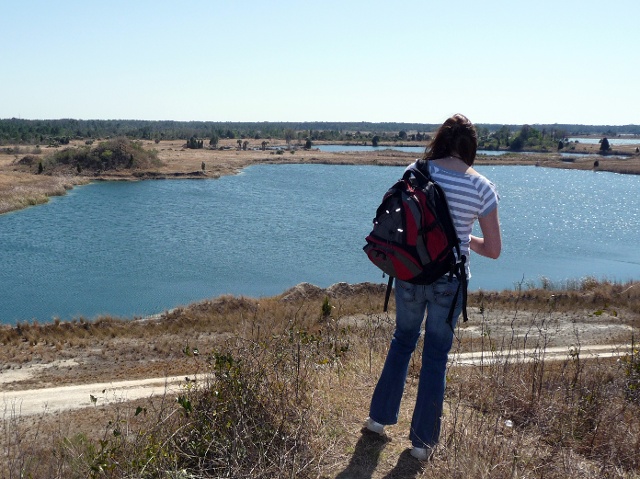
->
xmin=1 ymin=374 xmax=194 ymax=417
xmin=3 ymin=343 xmax=631 ymax=418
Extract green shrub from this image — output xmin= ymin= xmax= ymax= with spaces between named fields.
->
xmin=47 ymin=138 xmax=161 ymax=172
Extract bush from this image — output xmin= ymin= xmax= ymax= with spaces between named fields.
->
xmin=53 ymin=336 xmax=320 ymax=478
xmin=47 ymin=138 xmax=161 ymax=172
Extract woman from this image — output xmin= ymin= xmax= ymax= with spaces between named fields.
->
xmin=365 ymin=114 xmax=502 ymax=460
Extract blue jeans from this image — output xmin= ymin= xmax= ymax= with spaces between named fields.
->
xmin=368 ymin=275 xmax=463 ymax=448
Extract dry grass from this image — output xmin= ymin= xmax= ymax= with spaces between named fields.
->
xmin=1 ymin=280 xmax=640 ymax=478
xmin=0 ymin=172 xmax=87 ymax=214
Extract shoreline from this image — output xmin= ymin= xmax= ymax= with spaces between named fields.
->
xmin=2 ymin=138 xmax=640 ymax=215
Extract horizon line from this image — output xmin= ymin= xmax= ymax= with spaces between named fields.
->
xmin=2 ymin=117 xmax=639 ymax=128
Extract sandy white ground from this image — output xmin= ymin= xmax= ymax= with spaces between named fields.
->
xmin=2 ymin=343 xmax=631 ymax=418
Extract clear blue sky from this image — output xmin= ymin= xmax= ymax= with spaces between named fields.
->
xmin=1 ymin=0 xmax=638 ymax=125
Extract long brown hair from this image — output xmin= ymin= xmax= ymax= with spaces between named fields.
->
xmin=423 ymin=113 xmax=478 ymax=166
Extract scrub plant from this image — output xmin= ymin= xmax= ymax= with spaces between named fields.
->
xmin=42 ymin=328 xmax=336 ymax=478
xmin=321 ymin=296 xmax=332 ymax=318
xmin=622 ymin=334 xmax=640 ymax=404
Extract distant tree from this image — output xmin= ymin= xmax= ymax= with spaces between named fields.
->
xmin=209 ymin=134 xmax=219 ymax=148
xmin=237 ymin=139 xmax=242 ymax=150
xmin=495 ymin=125 xmax=511 ymax=146
xmin=558 ymin=140 xmax=564 ymax=150
xmin=600 ymin=137 xmax=610 ymax=152
xmin=398 ymin=130 xmax=407 ymax=140
xmin=226 ymin=129 xmax=235 ymax=139
xmin=186 ymin=136 xmax=203 ymax=149
xmin=519 ymin=125 xmax=533 ymax=142
xmin=372 ymin=135 xmax=380 ymax=147
xmin=509 ymin=135 xmax=524 ymax=151
xmin=476 ymin=126 xmax=490 ymax=140
xmin=261 ymin=140 xmax=269 ymax=151
xmin=304 ymin=138 xmax=312 ymax=150
xmin=508 ymin=124 xmax=543 ymax=151
xmin=284 ymin=129 xmax=295 ymax=149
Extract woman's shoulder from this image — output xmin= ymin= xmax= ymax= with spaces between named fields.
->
xmin=428 ymin=160 xmax=480 ymax=180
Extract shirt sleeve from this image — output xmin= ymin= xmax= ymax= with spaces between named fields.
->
xmin=476 ymin=176 xmax=500 ymax=217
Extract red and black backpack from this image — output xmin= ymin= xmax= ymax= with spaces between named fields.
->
xmin=363 ymin=162 xmax=468 ymax=324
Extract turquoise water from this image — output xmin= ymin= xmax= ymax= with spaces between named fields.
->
xmin=1 ymin=164 xmax=639 ymax=324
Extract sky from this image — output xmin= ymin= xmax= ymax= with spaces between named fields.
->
xmin=1 ymin=0 xmax=639 ymax=126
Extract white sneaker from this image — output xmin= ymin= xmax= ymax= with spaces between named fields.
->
xmin=410 ymin=446 xmax=433 ymax=461
xmin=364 ymin=417 xmax=385 ymax=435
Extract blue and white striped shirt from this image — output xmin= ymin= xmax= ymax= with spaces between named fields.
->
xmin=408 ymin=160 xmax=500 ymax=278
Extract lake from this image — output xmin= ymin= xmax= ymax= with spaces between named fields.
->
xmin=313 ymin=144 xmax=620 ymax=158
xmin=1 ymin=164 xmax=639 ymax=324
xmin=568 ymin=137 xmax=640 ymax=146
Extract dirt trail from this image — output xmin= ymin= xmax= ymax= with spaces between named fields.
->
xmin=1 ymin=374 xmax=194 ymax=417
xmin=2 ymin=344 xmax=631 ymax=418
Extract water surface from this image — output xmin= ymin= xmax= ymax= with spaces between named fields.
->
xmin=1 ymin=165 xmax=638 ymax=324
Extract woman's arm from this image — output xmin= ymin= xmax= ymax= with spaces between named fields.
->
xmin=470 ymin=208 xmax=502 ymax=259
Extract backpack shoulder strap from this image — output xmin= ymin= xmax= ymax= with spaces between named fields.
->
xmin=405 ymin=160 xmax=432 ymax=184
xmin=383 ymin=276 xmax=394 ymax=312
xmin=446 ymin=256 xmax=469 ymax=328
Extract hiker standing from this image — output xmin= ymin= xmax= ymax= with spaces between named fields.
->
xmin=365 ymin=114 xmax=502 ymax=460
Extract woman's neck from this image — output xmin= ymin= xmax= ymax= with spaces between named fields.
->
xmin=431 ymin=155 xmax=474 ymax=174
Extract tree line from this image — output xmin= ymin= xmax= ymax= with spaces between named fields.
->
xmin=1 ymin=118 xmax=638 ymax=146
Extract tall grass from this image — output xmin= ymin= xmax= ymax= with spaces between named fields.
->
xmin=442 ymin=338 xmax=640 ymax=477
xmin=0 ymin=174 xmax=85 ymax=214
